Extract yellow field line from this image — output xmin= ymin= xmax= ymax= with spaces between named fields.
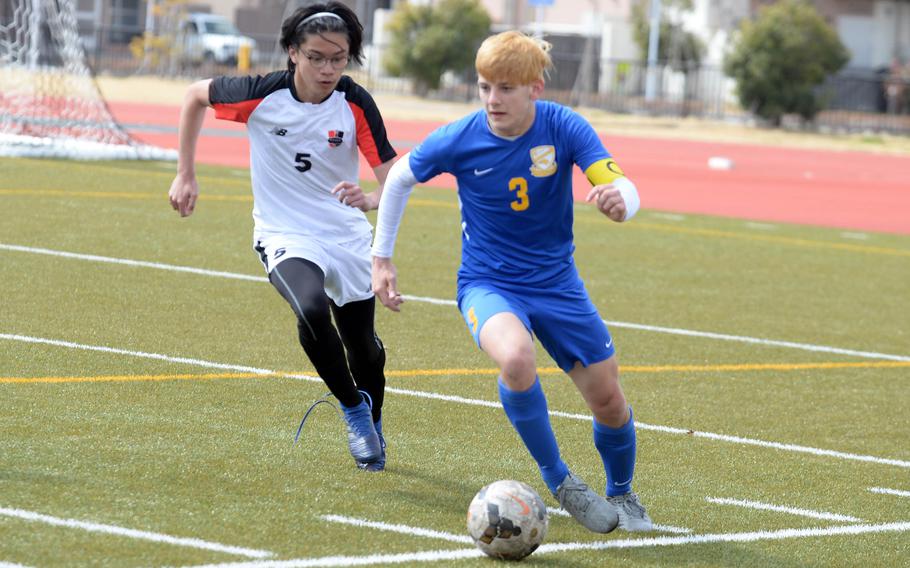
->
xmin=0 ymin=188 xmax=251 ymax=201
xmin=388 ymin=361 xmax=910 ymax=376
xmin=0 ymin=157 xmax=251 ymax=186
xmin=629 ymin=221 xmax=910 ymax=257
xmin=0 ymin=372 xmax=276 ymax=384
xmin=3 ymin=187 xmax=907 ymax=256
xmin=3 ymin=361 xmax=907 ymax=384
xmin=0 ymin=188 xmax=448 ymax=206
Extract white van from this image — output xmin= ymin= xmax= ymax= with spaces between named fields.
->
xmin=179 ymin=13 xmax=256 ymax=66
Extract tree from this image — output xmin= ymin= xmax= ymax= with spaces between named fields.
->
xmin=383 ymin=0 xmax=491 ymax=96
xmin=724 ymin=0 xmax=849 ymax=125
xmin=631 ymin=0 xmax=704 ymax=72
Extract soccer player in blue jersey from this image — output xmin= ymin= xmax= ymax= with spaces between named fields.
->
xmin=371 ymin=30 xmax=651 ymax=532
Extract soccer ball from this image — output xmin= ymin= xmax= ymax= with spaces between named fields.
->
xmin=466 ymin=479 xmax=548 ymax=561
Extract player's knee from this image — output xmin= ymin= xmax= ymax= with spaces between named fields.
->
xmin=497 ymin=343 xmax=536 ymax=384
xmin=350 ymin=333 xmax=386 ymax=374
xmin=590 ymin=386 xmax=628 ymax=426
xmin=370 ymin=334 xmax=386 ymax=370
xmin=295 ymin=301 xmax=332 ymax=346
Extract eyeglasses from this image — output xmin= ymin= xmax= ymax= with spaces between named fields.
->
xmin=303 ymin=51 xmax=349 ymax=69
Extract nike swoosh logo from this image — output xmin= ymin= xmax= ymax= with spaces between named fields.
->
xmin=506 ymin=493 xmax=531 ymax=515
xmin=605 ymin=338 xmax=613 ymax=349
xmin=474 ymin=168 xmax=494 ymax=176
xmin=615 ymin=478 xmax=632 ymax=486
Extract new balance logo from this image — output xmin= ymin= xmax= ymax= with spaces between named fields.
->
xmin=270 ymin=127 xmax=288 ymax=136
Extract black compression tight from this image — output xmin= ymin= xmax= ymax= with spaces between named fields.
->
xmin=269 ymin=258 xmax=386 ymax=422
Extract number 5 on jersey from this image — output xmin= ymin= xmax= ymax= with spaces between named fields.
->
xmin=509 ymin=177 xmax=529 ymax=211
xmin=295 ymin=152 xmax=312 ymax=172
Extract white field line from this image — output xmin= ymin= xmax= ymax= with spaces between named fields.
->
xmin=185 ymin=549 xmax=485 ymax=568
xmin=534 ymin=521 xmax=910 ymax=553
xmin=184 ymin=521 xmax=910 ymax=568
xmin=744 ymin=222 xmax=777 ymax=231
xmin=0 ymin=561 xmax=33 ymax=568
xmin=320 ymin=515 xmax=473 ymax=544
xmin=3 ymin=333 xmax=910 ymax=471
xmin=706 ymin=497 xmax=862 ymax=523
xmin=0 ymin=507 xmax=273 ymax=559
xmin=869 ymin=487 xmax=910 ymax=498
xmin=3 ymin=242 xmax=909 ymax=362
xmin=547 ymin=508 xmax=691 ymax=533
xmin=0 ymin=334 xmax=276 ymax=376
xmin=600 ymin=321 xmax=910 ymax=362
xmin=650 ymin=212 xmax=686 ymax=221
xmin=0 ymin=243 xmax=267 ymax=282
xmin=325 ymin=511 xmax=691 ymax=540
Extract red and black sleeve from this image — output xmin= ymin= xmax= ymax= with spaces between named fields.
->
xmin=209 ymin=71 xmax=290 ymax=123
xmin=338 ymin=76 xmax=397 ymax=168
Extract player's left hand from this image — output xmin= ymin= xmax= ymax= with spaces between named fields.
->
xmin=372 ymin=256 xmax=404 ymax=312
xmin=332 ymin=181 xmax=372 ymax=211
xmin=586 ymin=184 xmax=627 ymax=222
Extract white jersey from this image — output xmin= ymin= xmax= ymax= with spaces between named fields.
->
xmin=209 ymin=72 xmax=396 ymax=243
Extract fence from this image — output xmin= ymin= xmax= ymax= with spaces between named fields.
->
xmin=83 ymin=32 xmax=910 ymax=136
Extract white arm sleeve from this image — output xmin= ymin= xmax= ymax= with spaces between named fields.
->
xmin=613 ymin=176 xmax=641 ymax=222
xmin=371 ymin=153 xmax=418 ymax=258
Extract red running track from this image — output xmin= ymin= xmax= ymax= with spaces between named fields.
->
xmin=113 ymin=101 xmax=910 ymax=235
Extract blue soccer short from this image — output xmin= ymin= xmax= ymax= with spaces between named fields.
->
xmin=456 ymin=279 xmax=616 ymax=372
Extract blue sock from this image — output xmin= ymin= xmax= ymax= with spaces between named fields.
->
xmin=498 ymin=376 xmax=569 ymax=495
xmin=593 ymin=408 xmax=637 ymax=496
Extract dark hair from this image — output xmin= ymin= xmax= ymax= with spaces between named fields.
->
xmin=280 ymin=2 xmax=364 ymax=72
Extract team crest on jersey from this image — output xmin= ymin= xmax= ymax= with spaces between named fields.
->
xmin=529 ymin=145 xmax=556 ymax=177
xmin=328 ymin=130 xmax=344 ymax=147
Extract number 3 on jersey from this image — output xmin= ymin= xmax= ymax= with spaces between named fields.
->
xmin=509 ymin=177 xmax=529 ymax=211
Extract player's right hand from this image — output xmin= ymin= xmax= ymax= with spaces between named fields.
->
xmin=169 ymin=174 xmax=199 ymax=217
xmin=372 ymin=256 xmax=404 ymax=312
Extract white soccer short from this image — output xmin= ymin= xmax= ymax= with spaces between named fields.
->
xmin=254 ymin=232 xmax=374 ymax=306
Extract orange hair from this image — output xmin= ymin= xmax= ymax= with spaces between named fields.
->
xmin=475 ymin=31 xmax=552 ymax=85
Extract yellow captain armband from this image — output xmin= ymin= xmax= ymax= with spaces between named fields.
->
xmin=584 ymin=158 xmax=626 ymax=186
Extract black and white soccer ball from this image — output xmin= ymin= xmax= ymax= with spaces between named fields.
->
xmin=467 ymin=479 xmax=549 ymax=561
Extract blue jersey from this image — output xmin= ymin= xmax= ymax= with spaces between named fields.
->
xmin=409 ymin=100 xmax=610 ymax=287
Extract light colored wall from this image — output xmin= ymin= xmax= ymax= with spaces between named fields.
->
xmin=871 ymin=0 xmax=910 ymax=65
xmin=197 ymin=0 xmax=246 ymax=20
xmin=484 ymin=0 xmax=631 ymax=33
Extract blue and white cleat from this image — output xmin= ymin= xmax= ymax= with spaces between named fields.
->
xmin=357 ymin=418 xmax=386 ymax=472
xmin=295 ymin=391 xmax=384 ymax=471
xmin=341 ymin=397 xmax=382 ymax=466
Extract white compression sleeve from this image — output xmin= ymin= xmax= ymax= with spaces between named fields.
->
xmin=371 ymin=153 xmax=418 ymax=258
xmin=612 ymin=176 xmax=641 ymax=221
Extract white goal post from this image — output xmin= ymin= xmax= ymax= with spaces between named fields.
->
xmin=0 ymin=0 xmax=176 ymax=160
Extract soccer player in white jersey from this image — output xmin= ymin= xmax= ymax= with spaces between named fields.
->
xmin=168 ymin=2 xmax=395 ymax=472
xmin=371 ymin=31 xmax=653 ymax=530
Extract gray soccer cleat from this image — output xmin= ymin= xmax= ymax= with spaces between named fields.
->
xmin=554 ymin=471 xmax=619 ymax=533
xmin=606 ymin=492 xmax=653 ymax=532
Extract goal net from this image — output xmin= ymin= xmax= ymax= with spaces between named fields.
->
xmin=0 ymin=0 xmax=176 ymax=160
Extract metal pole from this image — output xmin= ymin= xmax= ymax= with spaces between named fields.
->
xmin=145 ymin=0 xmax=155 ymax=35
xmin=644 ymin=0 xmax=661 ymax=102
